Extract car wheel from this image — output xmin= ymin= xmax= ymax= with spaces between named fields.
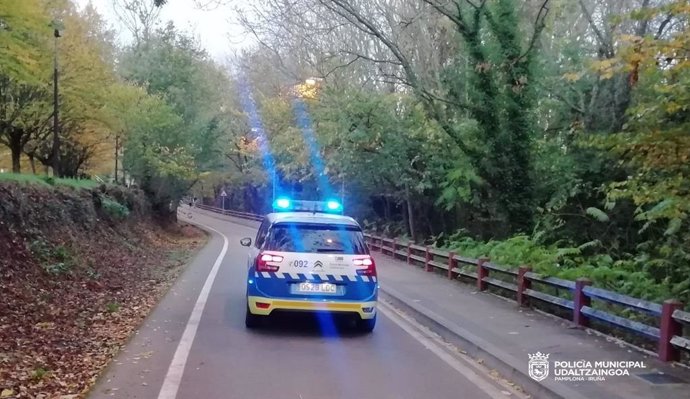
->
xmin=245 ymin=303 xmax=262 ymax=329
xmin=356 ymin=315 xmax=376 ymax=333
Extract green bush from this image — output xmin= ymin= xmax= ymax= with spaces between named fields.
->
xmin=28 ymin=240 xmax=74 ymax=276
xmin=101 ymin=197 xmax=130 ymax=220
xmin=440 ymin=231 xmax=679 ymax=304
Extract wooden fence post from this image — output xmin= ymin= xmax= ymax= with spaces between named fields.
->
xmin=477 ymin=257 xmax=489 ymax=291
xmin=659 ymin=299 xmax=683 ymax=362
xmin=517 ymin=266 xmax=532 ymax=307
xmin=392 ymin=238 xmax=397 ymax=259
xmin=447 ymin=252 xmax=456 ymax=279
xmin=407 ymin=242 xmax=412 ymax=264
xmin=425 ymin=246 xmax=432 ymax=272
xmin=574 ymin=278 xmax=592 ymax=327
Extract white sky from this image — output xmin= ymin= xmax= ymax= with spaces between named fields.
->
xmin=74 ymin=0 xmax=253 ymax=60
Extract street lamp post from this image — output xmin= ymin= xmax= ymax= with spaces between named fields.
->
xmin=52 ymin=27 xmax=61 ymax=177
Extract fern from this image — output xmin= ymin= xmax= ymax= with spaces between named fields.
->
xmin=577 ymin=240 xmax=601 ymax=251
xmin=585 ymin=207 xmax=609 ymax=222
xmin=638 ymin=221 xmax=653 ymax=235
xmin=556 ymin=247 xmax=580 ymax=258
xmin=649 ymin=199 xmax=674 ymax=215
xmin=665 ymin=218 xmax=682 ymax=236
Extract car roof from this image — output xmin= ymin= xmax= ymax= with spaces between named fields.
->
xmin=265 ymin=212 xmax=360 ymax=228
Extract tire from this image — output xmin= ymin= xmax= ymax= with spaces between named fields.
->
xmin=245 ymin=303 xmax=262 ymax=329
xmin=356 ymin=315 xmax=376 ymax=333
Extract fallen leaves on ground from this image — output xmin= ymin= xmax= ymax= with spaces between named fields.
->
xmin=0 ymin=185 xmax=206 ymax=399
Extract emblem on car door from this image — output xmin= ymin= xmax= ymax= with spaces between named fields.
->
xmin=313 ymin=260 xmax=324 ymax=269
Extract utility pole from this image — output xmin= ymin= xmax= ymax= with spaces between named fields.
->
xmin=114 ymin=135 xmax=119 ymax=183
xmin=52 ymin=27 xmax=61 ymax=177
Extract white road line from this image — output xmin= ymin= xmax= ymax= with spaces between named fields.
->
xmin=378 ymin=300 xmax=519 ymax=399
xmin=157 ymin=221 xmax=229 ymax=399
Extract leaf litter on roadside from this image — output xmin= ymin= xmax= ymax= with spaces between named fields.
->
xmin=0 ymin=197 xmax=206 ymax=399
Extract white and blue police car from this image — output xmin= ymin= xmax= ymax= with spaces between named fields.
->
xmin=239 ymin=198 xmax=378 ymax=332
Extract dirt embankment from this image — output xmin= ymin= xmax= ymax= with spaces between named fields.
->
xmin=0 ymin=182 xmax=205 ymax=398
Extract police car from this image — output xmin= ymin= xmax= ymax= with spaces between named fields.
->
xmin=240 ymin=198 xmax=378 ymax=332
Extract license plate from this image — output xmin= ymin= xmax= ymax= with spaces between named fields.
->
xmin=295 ymin=282 xmax=337 ymax=294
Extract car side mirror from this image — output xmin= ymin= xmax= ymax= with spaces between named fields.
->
xmin=240 ymin=237 xmax=252 ymax=247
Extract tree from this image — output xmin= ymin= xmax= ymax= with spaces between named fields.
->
xmin=239 ymin=0 xmax=551 ymax=234
xmin=0 ymin=0 xmax=120 ymax=176
xmin=0 ymin=0 xmax=52 ymax=173
xmin=113 ymin=0 xmax=162 ymax=45
xmin=38 ymin=1 xmax=118 ymax=176
xmin=596 ymin=1 xmax=690 ymax=293
xmin=117 ymin=23 xmax=230 ymax=216
xmin=121 ymin=92 xmax=193 ymax=218
xmin=0 ymin=78 xmax=51 ymax=172
xmin=0 ymin=0 xmax=51 ymax=82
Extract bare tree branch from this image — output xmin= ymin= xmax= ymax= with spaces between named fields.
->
xmin=655 ymin=13 xmax=674 ymax=39
xmin=518 ymin=0 xmax=551 ymax=63
xmin=578 ymin=0 xmax=613 ymax=58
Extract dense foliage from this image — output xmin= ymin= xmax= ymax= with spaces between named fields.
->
xmin=0 ymin=0 xmax=231 ymax=219
xmin=2 ymin=0 xmax=689 ymax=303
xmin=212 ymin=0 xmax=689 ymax=305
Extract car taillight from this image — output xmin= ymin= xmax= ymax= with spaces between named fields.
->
xmin=354 ymin=256 xmax=376 ymax=276
xmin=256 ymin=253 xmax=283 ymax=272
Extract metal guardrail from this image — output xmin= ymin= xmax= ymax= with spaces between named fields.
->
xmin=364 ymin=233 xmax=690 ymax=363
xmin=194 ymin=204 xmax=264 ymax=221
xmin=187 ymin=204 xmax=690 ymax=363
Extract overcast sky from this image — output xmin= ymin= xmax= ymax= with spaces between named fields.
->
xmin=74 ymin=0 xmax=253 ymax=60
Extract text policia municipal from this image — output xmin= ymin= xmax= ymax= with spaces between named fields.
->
xmin=554 ymin=361 xmax=646 ymax=377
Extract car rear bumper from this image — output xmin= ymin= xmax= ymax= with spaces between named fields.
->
xmin=247 ymin=295 xmax=377 ymax=319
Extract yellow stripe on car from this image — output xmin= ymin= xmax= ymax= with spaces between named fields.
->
xmin=247 ymin=296 xmax=377 ymax=319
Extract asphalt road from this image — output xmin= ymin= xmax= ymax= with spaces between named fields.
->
xmin=89 ymin=209 xmax=522 ymax=399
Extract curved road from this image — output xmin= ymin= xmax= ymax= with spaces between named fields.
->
xmin=90 ymin=209 xmax=523 ymax=399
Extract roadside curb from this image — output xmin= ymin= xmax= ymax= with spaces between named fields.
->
xmin=379 ymin=285 xmax=591 ymax=399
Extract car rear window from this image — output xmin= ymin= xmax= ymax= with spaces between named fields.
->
xmin=264 ymin=223 xmax=368 ymax=254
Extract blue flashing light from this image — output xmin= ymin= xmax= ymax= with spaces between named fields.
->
xmin=272 ymin=198 xmax=344 ymax=213
xmin=274 ymin=197 xmax=291 ymax=210
xmin=326 ymin=200 xmax=342 ymax=212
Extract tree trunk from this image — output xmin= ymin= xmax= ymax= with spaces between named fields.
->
xmin=405 ymin=186 xmax=416 ymax=243
xmin=10 ymin=133 xmax=21 ymax=173
xmin=11 ymin=150 xmax=21 ymax=173
xmin=383 ymin=196 xmax=391 ymax=221
xmin=29 ymin=154 xmax=36 ymax=174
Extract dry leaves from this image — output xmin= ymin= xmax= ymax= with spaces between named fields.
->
xmin=0 ymin=185 xmax=205 ymax=399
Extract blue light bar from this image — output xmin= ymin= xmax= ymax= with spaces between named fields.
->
xmin=326 ymin=200 xmax=342 ymax=211
xmin=271 ymin=198 xmax=344 ymax=214
xmin=274 ymin=197 xmax=291 ymax=210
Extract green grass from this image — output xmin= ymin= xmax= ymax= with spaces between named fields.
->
xmin=105 ymin=301 xmax=121 ymax=313
xmin=0 ymin=172 xmax=100 ymax=189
